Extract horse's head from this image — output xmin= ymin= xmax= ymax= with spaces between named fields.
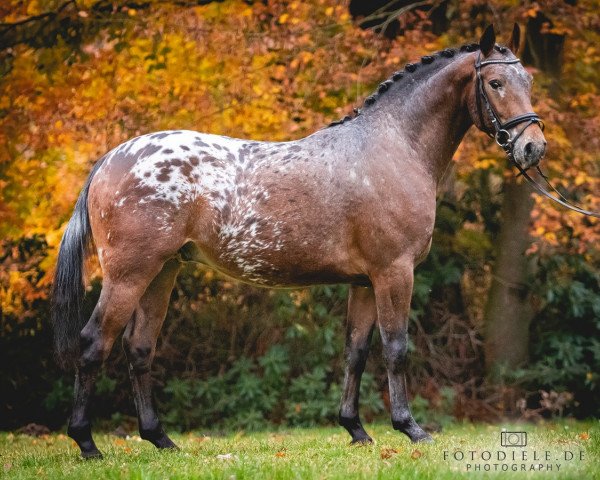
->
xmin=469 ymin=24 xmax=546 ymax=170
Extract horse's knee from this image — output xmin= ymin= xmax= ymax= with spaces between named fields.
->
xmin=391 ymin=410 xmax=414 ymax=430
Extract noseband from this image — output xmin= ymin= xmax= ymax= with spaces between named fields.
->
xmin=474 ymin=52 xmax=544 ymax=158
xmin=474 ymin=51 xmax=600 ymax=219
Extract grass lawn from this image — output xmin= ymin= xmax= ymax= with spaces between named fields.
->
xmin=1 ymin=421 xmax=598 ymax=479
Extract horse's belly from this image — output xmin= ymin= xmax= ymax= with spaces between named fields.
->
xmin=186 ymin=225 xmax=365 ymax=288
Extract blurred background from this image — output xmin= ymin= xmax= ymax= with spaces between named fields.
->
xmin=0 ymin=0 xmax=598 ymax=433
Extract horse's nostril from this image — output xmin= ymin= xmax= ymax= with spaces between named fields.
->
xmin=524 ymin=142 xmax=534 ymax=157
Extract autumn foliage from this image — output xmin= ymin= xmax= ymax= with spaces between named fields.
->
xmin=0 ymin=0 xmax=598 ymax=428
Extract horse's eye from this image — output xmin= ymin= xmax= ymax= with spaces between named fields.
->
xmin=489 ymin=80 xmax=502 ymax=90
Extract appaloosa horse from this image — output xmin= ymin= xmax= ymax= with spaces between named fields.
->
xmin=53 ymin=24 xmax=546 ymax=458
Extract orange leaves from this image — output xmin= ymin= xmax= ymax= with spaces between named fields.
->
xmin=380 ymin=447 xmax=398 ymax=459
xmin=1 ymin=0 xmax=599 ymax=324
xmin=410 ymin=449 xmax=423 ymax=459
xmin=379 ymin=446 xmax=424 ymax=461
xmin=113 ymin=436 xmax=140 ymax=454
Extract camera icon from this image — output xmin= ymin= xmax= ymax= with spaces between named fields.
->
xmin=501 ymin=431 xmax=527 ymax=447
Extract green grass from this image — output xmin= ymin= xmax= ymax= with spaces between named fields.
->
xmin=1 ymin=421 xmax=598 ymax=479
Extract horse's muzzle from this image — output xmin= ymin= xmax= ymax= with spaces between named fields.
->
xmin=523 ymin=140 xmax=546 ymax=168
xmin=514 ymin=131 xmax=546 ymax=169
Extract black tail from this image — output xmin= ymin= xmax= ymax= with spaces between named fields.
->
xmin=52 ymin=159 xmax=105 ymax=369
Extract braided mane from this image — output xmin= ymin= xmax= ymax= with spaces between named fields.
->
xmin=327 ymin=42 xmax=504 ymax=128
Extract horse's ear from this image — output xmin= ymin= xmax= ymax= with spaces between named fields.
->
xmin=479 ymin=24 xmax=496 ymax=57
xmin=508 ymin=23 xmax=521 ymax=54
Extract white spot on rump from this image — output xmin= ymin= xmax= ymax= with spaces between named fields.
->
xmin=127 ymin=130 xmax=247 ymax=208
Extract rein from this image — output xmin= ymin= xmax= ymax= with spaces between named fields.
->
xmin=475 ymin=52 xmax=600 ymax=219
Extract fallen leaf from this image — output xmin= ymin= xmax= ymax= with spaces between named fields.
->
xmin=411 ymin=449 xmax=423 ymax=459
xmin=578 ymin=432 xmax=590 ymax=441
xmin=275 ymin=451 xmax=286 ymax=458
xmin=380 ymin=447 xmax=398 ymax=459
xmin=114 ymin=438 xmax=126 ymax=446
xmin=124 ymin=447 xmax=132 ymax=454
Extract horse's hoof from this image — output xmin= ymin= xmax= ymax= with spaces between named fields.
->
xmin=81 ymin=449 xmax=103 ymax=460
xmin=153 ymin=435 xmax=179 ymax=450
xmin=161 ymin=442 xmax=179 ymax=450
xmin=412 ymin=433 xmax=434 ymax=443
xmin=350 ymin=436 xmax=374 ymax=446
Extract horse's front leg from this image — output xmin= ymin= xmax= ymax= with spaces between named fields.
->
xmin=339 ymin=286 xmax=376 ymax=444
xmin=373 ymin=258 xmax=432 ymax=443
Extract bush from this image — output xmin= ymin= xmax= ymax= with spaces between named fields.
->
xmin=513 ymin=254 xmax=600 ymax=417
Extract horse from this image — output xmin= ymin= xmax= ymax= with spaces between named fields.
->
xmin=52 ymin=24 xmax=546 ymax=458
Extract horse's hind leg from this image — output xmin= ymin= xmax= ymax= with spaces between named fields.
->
xmin=339 ymin=286 xmax=376 ymax=444
xmin=67 ymin=265 xmax=162 ymax=459
xmin=122 ymin=258 xmax=181 ymax=449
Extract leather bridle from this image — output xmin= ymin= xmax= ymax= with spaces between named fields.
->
xmin=474 ymin=52 xmax=600 ymax=219
xmin=474 ymin=52 xmax=544 ymax=155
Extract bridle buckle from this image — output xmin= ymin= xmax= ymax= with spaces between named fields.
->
xmin=495 ymin=129 xmax=511 ymax=148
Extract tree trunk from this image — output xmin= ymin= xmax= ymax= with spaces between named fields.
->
xmin=483 ymin=10 xmax=566 ymax=379
xmin=484 ymin=177 xmax=534 ymax=375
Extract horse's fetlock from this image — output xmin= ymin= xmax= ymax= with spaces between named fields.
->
xmin=67 ymin=421 xmax=91 ymax=442
xmin=339 ymin=414 xmax=360 ymax=429
xmin=392 ymin=412 xmax=414 ymax=431
xmin=140 ymin=422 xmax=163 ymax=441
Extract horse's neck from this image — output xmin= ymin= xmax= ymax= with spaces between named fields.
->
xmin=357 ymin=54 xmax=475 ymax=184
